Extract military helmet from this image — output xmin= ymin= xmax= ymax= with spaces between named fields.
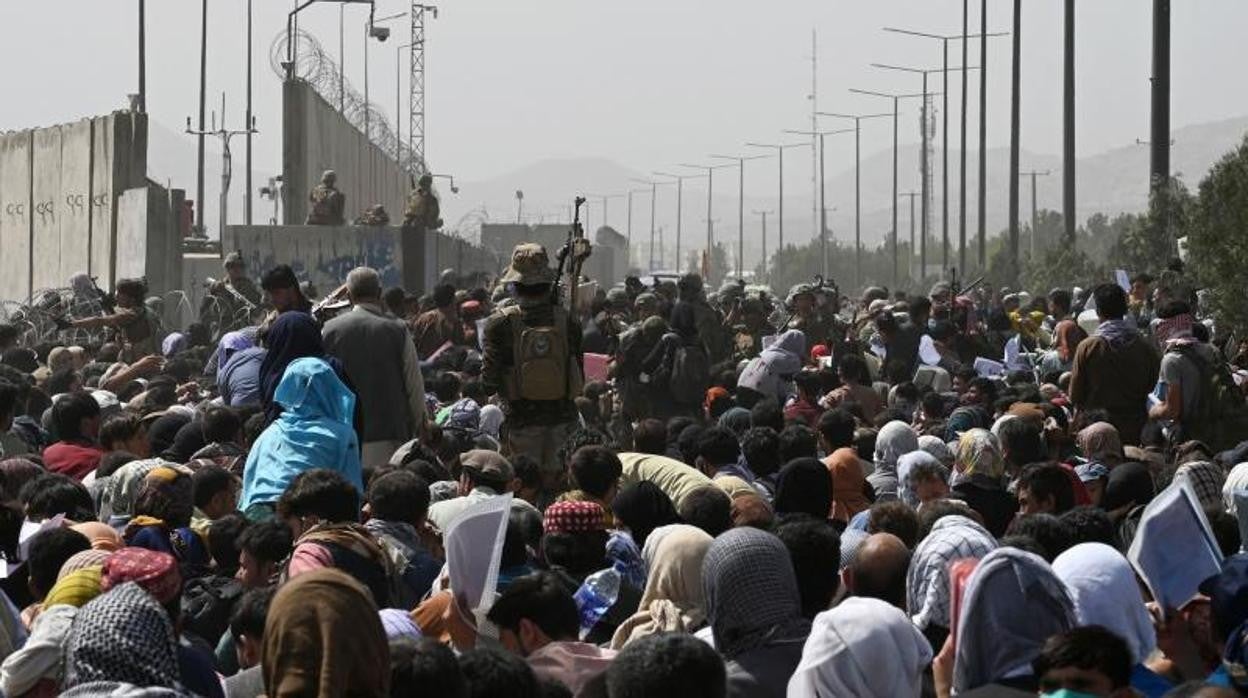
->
xmin=499 ymin=243 xmax=555 ymax=285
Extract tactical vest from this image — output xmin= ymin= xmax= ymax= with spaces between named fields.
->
xmin=500 ymin=305 xmax=583 ymax=402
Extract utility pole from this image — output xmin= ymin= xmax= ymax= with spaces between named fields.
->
xmin=881 ymin=29 xmax=1006 ymax=272
xmin=961 ymin=0 xmax=969 ymax=273
xmin=752 ymin=210 xmax=773 ymax=278
xmin=1063 ymin=0 xmax=1076 ymax=243
xmin=818 ymin=113 xmax=889 ymax=290
xmin=137 ymin=0 xmax=146 ymax=113
xmin=1021 ymin=170 xmax=1051 ymax=258
xmin=1008 ymin=0 xmax=1022 ymax=280
xmin=977 ymin=0 xmax=989 ymax=268
xmin=1151 ymin=0 xmax=1170 ymax=237
xmin=186 ymin=95 xmax=258 ymax=238
xmin=195 ymin=0 xmax=207 ymax=236
xmin=810 ymin=29 xmax=819 ymax=244
xmin=653 ymin=173 xmax=706 ymax=277
xmin=784 ymin=129 xmax=853 ymax=279
xmin=848 ymin=90 xmax=929 ymax=287
xmin=746 ymin=142 xmax=812 ymax=259
xmin=679 ymin=162 xmax=735 ymax=273
xmin=901 ymin=191 xmax=920 ymax=281
xmin=710 ymin=154 xmax=769 ymax=279
xmin=245 ymin=0 xmax=254 ymax=224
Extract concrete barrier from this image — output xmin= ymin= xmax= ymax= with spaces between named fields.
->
xmin=283 ymin=80 xmax=409 ymax=227
xmin=0 ymin=130 xmax=33 ymax=301
xmin=0 ymin=111 xmax=150 ymax=302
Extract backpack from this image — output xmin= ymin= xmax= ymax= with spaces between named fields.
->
xmin=1167 ymin=343 xmax=1248 ymax=451
xmin=502 ymin=305 xmax=583 ymax=402
xmin=667 ymin=343 xmax=711 ymax=404
xmin=181 ymin=575 xmax=244 ymax=645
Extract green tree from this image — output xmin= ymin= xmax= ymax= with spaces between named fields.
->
xmin=1110 ymin=177 xmax=1193 ymax=274
xmin=1187 ymin=137 xmax=1248 ymax=333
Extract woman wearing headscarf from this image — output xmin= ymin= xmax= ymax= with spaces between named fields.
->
xmin=258 ymin=311 xmax=348 ymax=425
xmin=948 ymin=428 xmax=1017 ymax=537
xmin=772 ymin=458 xmax=833 ymax=520
xmin=1223 ymin=462 xmax=1248 ymax=516
xmin=611 ymin=524 xmax=713 ymax=649
xmin=870 ymin=421 xmax=918 ymax=502
xmin=1 ymin=567 xmax=103 ymax=697
xmin=951 ymin=547 xmax=1076 ymax=694
xmin=261 ymin=568 xmax=389 ymax=698
xmin=61 ymin=582 xmax=188 ymax=696
xmin=788 ymin=597 xmax=933 ymax=698
xmin=1039 ymin=319 xmax=1088 ymax=378
xmin=1053 ymin=542 xmax=1173 ymax=697
xmin=216 ymin=329 xmax=266 ymax=408
xmin=736 ymin=329 xmax=807 ymax=405
xmin=125 ymin=466 xmax=210 ymax=577
xmin=907 ymin=514 xmax=996 ymax=650
xmin=611 ymin=481 xmax=680 ymax=550
xmin=241 ymin=357 xmax=363 ymax=521
xmin=897 ymin=450 xmax=949 ymax=509
xmin=702 ymin=528 xmax=811 ymax=698
xmin=825 ymin=448 xmax=870 ymax=525
xmin=918 ymin=434 xmax=956 ymax=469
xmin=1078 ymin=421 xmax=1125 ymax=467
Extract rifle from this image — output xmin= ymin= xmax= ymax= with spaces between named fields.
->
xmin=552 ymin=196 xmax=590 ymax=309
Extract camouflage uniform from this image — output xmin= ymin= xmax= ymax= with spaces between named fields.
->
xmin=306 ymin=170 xmax=346 ymax=225
xmin=481 ymin=244 xmax=582 ymax=492
xmin=355 ymin=205 xmax=391 ymax=226
xmin=403 ymin=175 xmax=443 ymax=230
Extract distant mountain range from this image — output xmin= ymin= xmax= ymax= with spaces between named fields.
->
xmin=441 ymin=116 xmax=1248 ymax=268
xmin=144 ymin=113 xmax=1248 ymax=270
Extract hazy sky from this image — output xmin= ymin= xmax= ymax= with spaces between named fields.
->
xmin=3 ymin=0 xmax=1247 ymax=203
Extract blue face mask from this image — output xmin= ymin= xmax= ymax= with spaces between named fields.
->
xmin=1041 ymin=691 xmax=1104 ymax=698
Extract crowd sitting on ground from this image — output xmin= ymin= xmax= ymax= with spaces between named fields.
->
xmin=0 ymin=245 xmax=1244 ymax=697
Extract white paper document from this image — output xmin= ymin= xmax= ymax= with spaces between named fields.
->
xmin=444 ymin=494 xmax=512 ymax=614
xmin=1127 ymin=480 xmax=1223 ymax=612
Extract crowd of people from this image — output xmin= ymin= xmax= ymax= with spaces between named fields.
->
xmin=0 ymin=242 xmax=1243 ymax=698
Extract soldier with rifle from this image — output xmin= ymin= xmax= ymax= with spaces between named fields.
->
xmin=480 ymin=198 xmax=589 ymax=501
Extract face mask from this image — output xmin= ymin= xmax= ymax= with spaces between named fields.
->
xmin=1041 ymin=690 xmax=1104 ymax=698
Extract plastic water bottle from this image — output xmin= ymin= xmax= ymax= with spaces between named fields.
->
xmin=573 ymin=568 xmax=621 ymax=640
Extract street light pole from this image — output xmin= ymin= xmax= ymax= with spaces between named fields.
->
xmin=654 ymin=173 xmax=707 ymax=276
xmin=1064 ymin=0 xmax=1076 ymax=243
xmin=752 ymin=210 xmax=773 ymax=278
xmin=746 ymin=142 xmax=812 ymax=262
xmin=195 ymin=0 xmax=207 ymax=236
xmin=245 ymin=0 xmax=254 ymax=224
xmin=848 ymin=90 xmax=928 ymax=287
xmin=784 ymin=130 xmax=850 ymax=278
xmin=901 ymin=191 xmax=920 ymax=280
xmin=1020 ymin=170 xmax=1051 ymax=258
xmin=818 ymin=111 xmax=894 ymax=289
xmin=1008 ymin=0 xmax=1022 ymax=281
xmin=710 ymin=154 xmax=769 ymax=279
xmin=978 ymin=0 xmax=989 ymax=269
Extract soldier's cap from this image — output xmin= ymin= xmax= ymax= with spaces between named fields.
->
xmin=634 ymin=292 xmax=657 ymax=308
xmin=419 ymin=174 xmax=433 ymax=186
xmin=261 ymin=264 xmax=300 ymax=292
xmin=499 ymin=243 xmax=555 ymax=286
xmin=788 ymin=283 xmax=815 ymax=299
xmin=223 ymin=252 xmax=245 ymax=269
xmin=322 ymin=169 xmax=336 ymax=181
xmin=460 ymin=449 xmax=513 ymax=482
xmin=606 ymin=288 xmax=629 ymax=306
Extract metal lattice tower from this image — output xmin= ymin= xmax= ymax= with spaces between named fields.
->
xmin=409 ymin=4 xmax=430 ymax=175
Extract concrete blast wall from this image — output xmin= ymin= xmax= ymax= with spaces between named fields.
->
xmin=224 ymin=225 xmax=501 ymax=298
xmin=0 ymin=111 xmax=149 ymax=302
xmin=283 ymin=80 xmax=408 ymax=226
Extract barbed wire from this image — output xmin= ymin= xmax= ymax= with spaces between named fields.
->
xmin=269 ymin=28 xmax=427 ymax=176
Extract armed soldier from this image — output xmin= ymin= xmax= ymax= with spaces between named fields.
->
xmin=403 ymin=174 xmax=443 ymax=230
xmin=199 ymin=253 xmax=263 ymax=338
xmin=306 ymin=170 xmax=346 ymax=225
xmin=481 ymin=244 xmax=583 ymax=499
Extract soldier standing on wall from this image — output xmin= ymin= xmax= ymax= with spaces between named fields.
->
xmin=403 ymin=174 xmax=443 ymax=231
xmin=307 ymin=170 xmax=346 ymax=226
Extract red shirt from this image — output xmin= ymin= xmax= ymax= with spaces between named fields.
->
xmin=43 ymin=442 xmax=104 ymax=481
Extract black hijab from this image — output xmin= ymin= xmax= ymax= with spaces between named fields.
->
xmin=773 ymin=457 xmax=833 ymax=519
xmin=612 ymin=481 xmax=680 ymax=548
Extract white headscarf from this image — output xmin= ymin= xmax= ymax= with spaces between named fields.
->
xmin=952 ymin=548 xmax=1075 ymax=693
xmin=478 ymin=404 xmax=504 ymax=439
xmin=1052 ymin=543 xmax=1157 ymax=664
xmin=1223 ymin=463 xmax=1248 ymax=516
xmin=788 ymin=597 xmax=933 ymax=698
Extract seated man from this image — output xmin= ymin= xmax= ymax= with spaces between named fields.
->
xmin=487 ymin=571 xmax=616 ymax=698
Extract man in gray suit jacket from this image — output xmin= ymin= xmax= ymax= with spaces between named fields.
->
xmin=323 ymin=266 xmax=427 ymax=466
